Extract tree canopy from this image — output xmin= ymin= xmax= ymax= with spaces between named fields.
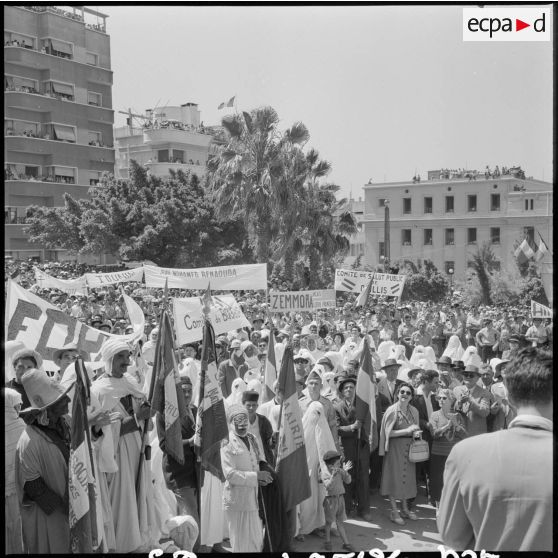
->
xmin=25 ymin=162 xmax=252 ymax=267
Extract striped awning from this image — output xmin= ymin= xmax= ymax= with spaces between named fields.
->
xmin=53 ymin=125 xmax=76 ymax=142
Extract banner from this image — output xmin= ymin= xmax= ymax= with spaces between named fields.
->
xmin=5 ymin=280 xmax=145 ymax=371
xmin=269 ymin=289 xmax=337 ymax=313
xmin=143 ymin=263 xmax=267 ymax=290
xmin=85 ymin=267 xmax=144 ymax=288
xmin=334 ymin=269 xmax=406 ymax=297
xmin=34 ymin=267 xmax=88 ymax=295
xmin=173 ymin=294 xmax=251 ymax=345
xmin=531 ymin=300 xmax=552 ymax=319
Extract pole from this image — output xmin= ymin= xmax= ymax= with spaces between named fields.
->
xmin=258 ymin=485 xmax=273 ymax=551
xmin=384 ymin=200 xmax=390 ymax=273
xmin=354 ymin=425 xmax=361 ymax=513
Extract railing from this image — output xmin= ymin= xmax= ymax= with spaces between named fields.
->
xmin=5 ymin=129 xmax=113 ymax=149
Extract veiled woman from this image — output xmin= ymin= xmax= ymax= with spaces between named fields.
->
xmin=461 ymin=345 xmax=483 ymax=368
xmin=297 ymin=401 xmax=337 ymax=539
xmin=441 ymin=335 xmax=464 ymax=363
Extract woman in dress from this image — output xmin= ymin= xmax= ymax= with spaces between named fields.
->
xmin=379 ymin=382 xmax=420 ymax=525
xmin=429 ymin=388 xmax=467 ymax=510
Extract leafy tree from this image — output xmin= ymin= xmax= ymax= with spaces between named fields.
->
xmin=25 ymin=162 xmax=250 ymax=267
xmin=467 ymin=243 xmax=498 ymax=305
xmin=399 ymin=259 xmax=449 ymax=302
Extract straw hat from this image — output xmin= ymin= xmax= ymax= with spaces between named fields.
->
xmin=19 ymin=368 xmax=73 ymax=414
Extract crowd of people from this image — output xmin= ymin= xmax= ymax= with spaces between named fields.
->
xmin=4 ymin=258 xmax=553 ymax=553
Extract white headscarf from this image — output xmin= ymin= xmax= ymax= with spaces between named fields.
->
xmin=302 ymin=401 xmax=336 ymax=481
xmin=4 ymin=340 xmax=26 ymax=382
xmin=225 ymin=378 xmax=247 ymax=409
xmin=5 ymin=387 xmax=25 ymax=497
xmin=462 ymin=346 xmax=482 ymax=368
xmin=377 ymin=340 xmax=396 ymax=365
xmin=101 ymin=338 xmax=134 ymax=375
xmin=441 ymin=335 xmax=464 ymax=362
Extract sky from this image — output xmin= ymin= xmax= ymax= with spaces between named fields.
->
xmin=102 ymin=4 xmax=553 ymax=200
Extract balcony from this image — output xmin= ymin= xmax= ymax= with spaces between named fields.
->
xmin=143 ymin=127 xmax=214 ymax=148
xmin=145 ymin=161 xmax=206 ymax=178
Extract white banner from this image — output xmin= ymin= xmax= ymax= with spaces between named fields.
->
xmin=269 ymin=290 xmax=336 ymax=313
xmin=5 ymin=280 xmax=145 ymax=372
xmin=34 ymin=267 xmax=88 ymax=295
xmin=334 ymin=269 xmax=406 ymax=297
xmin=85 ymin=267 xmax=144 ymax=288
xmin=531 ymin=300 xmax=553 ymax=319
xmin=143 ymin=263 xmax=267 ymax=291
xmin=173 ymin=294 xmax=251 ymax=345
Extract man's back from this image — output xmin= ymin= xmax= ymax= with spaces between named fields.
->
xmin=437 ymin=420 xmax=552 ymax=551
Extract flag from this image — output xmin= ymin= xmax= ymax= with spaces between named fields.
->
xmin=217 ymin=102 xmax=225 ymax=110
xmin=534 ymin=232 xmax=549 ymax=262
xmin=69 ymin=358 xmax=102 ymax=552
xmin=201 ymin=282 xmax=212 ymax=315
xmin=514 ymin=237 xmax=536 ymax=265
xmin=194 ymin=319 xmax=228 ymax=481
xmin=262 ymin=330 xmax=277 ymax=403
xmin=276 ymin=346 xmax=311 ymax=510
xmin=151 ymin=310 xmax=185 ymax=465
xmin=354 ymin=274 xmax=374 ymax=309
xmin=226 ymin=96 xmax=235 ymax=107
xmin=355 ymin=337 xmax=378 ymax=452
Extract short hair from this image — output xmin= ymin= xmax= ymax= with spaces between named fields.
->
xmin=436 ymin=387 xmax=456 ymax=404
xmin=397 ymin=382 xmax=415 ymax=398
xmin=351 ymin=325 xmax=361 ymax=333
xmin=333 ymin=332 xmax=345 ymax=344
xmin=504 ymin=348 xmax=552 ymax=406
xmin=420 ymin=369 xmax=439 ymax=384
xmin=14 ymin=355 xmax=37 ymax=368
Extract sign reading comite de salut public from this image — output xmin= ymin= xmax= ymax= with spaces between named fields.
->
xmin=334 ymin=269 xmax=405 ymax=297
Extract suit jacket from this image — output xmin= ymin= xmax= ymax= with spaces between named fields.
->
xmin=376 ymin=378 xmax=404 ymax=420
xmin=256 ymin=413 xmax=275 ymax=466
xmin=218 ymin=358 xmax=249 ymax=398
xmin=411 ymin=393 xmax=440 ymax=444
xmin=437 ymin=417 xmax=552 ymax=551
xmin=157 ymin=404 xmax=198 ymax=490
xmin=453 ymin=384 xmax=490 ymax=437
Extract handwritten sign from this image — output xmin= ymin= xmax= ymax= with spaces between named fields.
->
xmin=334 ymin=269 xmax=405 ymax=297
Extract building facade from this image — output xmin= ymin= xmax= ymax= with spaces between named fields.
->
xmin=114 ymin=104 xmax=224 ymax=180
xmin=342 ymin=196 xmax=365 ymax=267
xmin=362 ymin=169 xmax=553 ymax=277
xmin=4 ymin=5 xmax=114 ymax=261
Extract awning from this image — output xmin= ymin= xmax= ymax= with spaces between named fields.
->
xmin=50 ymin=39 xmax=73 ymax=55
xmin=54 ymin=166 xmax=75 ymax=177
xmin=14 ymin=76 xmax=37 ymax=89
xmin=53 ymin=125 xmax=76 ymax=142
xmin=51 ymin=82 xmax=74 ymax=96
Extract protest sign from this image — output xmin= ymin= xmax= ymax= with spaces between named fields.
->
xmin=144 ymin=263 xmax=267 ymax=290
xmin=531 ymin=300 xmax=552 ymax=319
xmin=334 ymin=269 xmax=406 ymax=297
xmin=85 ymin=267 xmax=144 ymax=288
xmin=173 ymin=294 xmax=251 ymax=345
xmin=34 ymin=267 xmax=89 ymax=295
xmin=311 ymin=289 xmax=336 ymax=309
xmin=269 ymin=289 xmax=337 ymax=313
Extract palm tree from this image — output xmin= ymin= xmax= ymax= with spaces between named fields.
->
xmin=468 ymin=242 xmax=498 ymax=305
xmin=207 ymin=106 xmax=309 ymax=263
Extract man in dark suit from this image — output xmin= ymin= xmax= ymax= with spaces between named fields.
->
xmin=410 ymin=369 xmax=440 ymax=504
xmin=370 ymin=358 xmax=403 ymax=490
xmin=157 ymin=375 xmax=199 ymax=532
xmin=334 ymin=376 xmax=372 ymax=521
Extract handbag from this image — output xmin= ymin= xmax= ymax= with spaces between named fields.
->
xmin=408 ymin=432 xmax=429 ymax=463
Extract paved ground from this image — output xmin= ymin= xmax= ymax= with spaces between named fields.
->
xmin=287 ymin=489 xmax=443 ymax=554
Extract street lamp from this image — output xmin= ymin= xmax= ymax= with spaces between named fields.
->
xmin=448 ymin=268 xmax=454 ymax=298
xmin=384 ymin=199 xmax=390 ymax=273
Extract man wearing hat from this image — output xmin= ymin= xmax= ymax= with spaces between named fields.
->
xmin=376 ymin=359 xmax=404 ymax=421
xmin=453 ymin=364 xmax=490 ymax=437
xmin=8 ymin=348 xmax=43 ymax=409
xmin=501 ymin=335 xmax=521 ymax=360
xmin=242 ymin=390 xmax=275 ymax=465
xmin=51 ymin=343 xmax=80 ymax=384
xmin=334 ymin=375 xmax=372 ymax=521
xmin=218 ymin=339 xmax=249 ymax=398
xmin=15 ymin=368 xmax=74 ymax=553
xmin=450 ymin=360 xmax=465 ymax=388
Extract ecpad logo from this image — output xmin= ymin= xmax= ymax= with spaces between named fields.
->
xmin=463 ymin=8 xmax=551 ymax=41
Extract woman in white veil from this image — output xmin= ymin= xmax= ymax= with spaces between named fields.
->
xmin=297 ymin=401 xmax=337 ymax=539
xmin=441 ymin=335 xmax=464 ymax=362
xmin=377 ymin=340 xmax=396 ymax=366
xmin=461 ymin=345 xmax=483 ymax=368
xmin=323 ymin=350 xmax=343 ymax=374
xmin=410 ymin=345 xmax=427 ymax=366
xmin=224 ymin=378 xmax=247 ymax=410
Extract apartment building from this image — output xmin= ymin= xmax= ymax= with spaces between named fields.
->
xmin=4 ymin=5 xmax=114 ymax=261
xmin=362 ymin=167 xmax=553 ymax=277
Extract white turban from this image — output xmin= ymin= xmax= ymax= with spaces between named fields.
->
xmin=101 ymin=338 xmax=133 ymax=375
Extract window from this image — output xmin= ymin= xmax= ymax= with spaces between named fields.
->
xmin=445 ymin=196 xmax=454 ymax=213
xmin=49 ymin=124 xmax=76 ymax=142
xmin=403 ymin=198 xmax=412 ymax=214
xmin=45 ymin=166 xmax=76 ymax=184
xmin=445 ymin=228 xmax=455 ymax=246
xmin=524 ymin=198 xmax=534 ymax=210
xmin=5 ymin=74 xmax=39 ymax=93
xmin=172 ymin=149 xmax=184 ymax=163
xmin=157 ymin=149 xmax=169 ymax=163
xmin=4 ymin=31 xmax=36 ymax=49
xmin=89 ymin=170 xmax=103 ymax=186
xmin=467 ymin=228 xmax=477 ymax=245
xmin=445 ymin=261 xmax=455 ymax=275
xmin=88 ymin=131 xmax=102 ymax=146
xmin=378 ymin=199 xmax=385 ymax=208
xmin=402 ymin=229 xmax=412 ymax=245
xmin=468 ymin=195 xmax=477 ymax=212
xmin=490 ymin=227 xmax=500 ymax=244
xmin=491 ymin=194 xmax=500 ymax=211
xmin=42 ymin=38 xmax=73 ymax=59
xmin=87 ymin=91 xmax=102 ymax=106
xmin=5 ymin=119 xmax=40 ymax=137
xmin=424 ymin=197 xmax=432 ymax=214
xmin=85 ymin=51 xmax=98 ymax=66
xmin=424 ymin=229 xmax=433 ymax=245
xmin=44 ymin=81 xmax=74 ymax=101
xmin=379 ymin=241 xmax=385 ymax=258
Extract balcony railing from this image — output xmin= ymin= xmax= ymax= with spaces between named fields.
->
xmin=5 ymin=129 xmax=113 ymax=149
xmin=21 ymin=6 xmax=107 ymax=33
